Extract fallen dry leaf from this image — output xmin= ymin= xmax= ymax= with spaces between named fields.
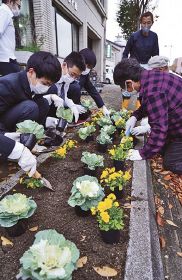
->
xmin=164 ymin=175 xmax=172 ymax=181
xmin=93 ymin=266 xmax=117 ymax=277
xmin=156 ymin=212 xmax=165 ymax=227
xmin=166 ymin=220 xmax=179 ymax=228
xmin=80 ymin=235 xmax=86 ymax=242
xmin=160 ymin=171 xmax=172 ymax=175
xmin=77 ymin=256 xmax=87 ymax=268
xmin=158 ymin=206 xmax=165 ymax=215
xmin=29 ymin=226 xmax=39 ymax=232
xmin=168 ymin=203 xmax=173 ymax=209
xmin=123 ymin=203 xmax=132 ymax=209
xmin=1 ymin=236 xmax=13 ymax=246
xmin=177 ymin=252 xmax=182 ymax=257
xmin=159 ymin=235 xmax=166 ymax=248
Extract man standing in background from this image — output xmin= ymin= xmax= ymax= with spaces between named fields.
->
xmin=0 ymin=0 xmax=21 ymax=75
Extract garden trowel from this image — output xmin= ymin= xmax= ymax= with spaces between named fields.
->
xmin=33 ymin=171 xmax=55 ymax=191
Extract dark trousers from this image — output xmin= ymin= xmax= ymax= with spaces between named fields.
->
xmin=163 ymin=140 xmax=182 ymax=174
xmin=67 ymin=82 xmax=81 ymax=104
xmin=0 ymin=98 xmax=49 ymax=132
xmin=0 ymin=60 xmax=20 ymax=76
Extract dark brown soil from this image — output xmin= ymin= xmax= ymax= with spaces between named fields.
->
xmin=0 ymin=128 xmax=132 ymax=280
xmin=0 ymin=86 xmax=132 ymax=280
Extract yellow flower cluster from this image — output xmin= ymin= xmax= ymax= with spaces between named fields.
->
xmin=91 ymin=110 xmax=103 ymax=124
xmin=115 ymin=118 xmax=125 ymax=128
xmin=53 ymin=139 xmax=77 ymax=159
xmin=100 ymin=167 xmax=131 ymax=189
xmin=91 ymin=194 xmax=119 ymax=223
xmin=120 ymin=136 xmax=133 ymax=144
xmin=84 ymin=122 xmax=94 ymax=127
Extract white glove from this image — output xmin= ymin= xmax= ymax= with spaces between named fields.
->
xmin=45 ymin=117 xmax=59 ymax=128
xmin=125 ymin=116 xmax=137 ymax=135
xmin=70 ymin=106 xmax=79 ymax=123
xmin=8 ymin=142 xmax=37 ymax=177
xmin=51 ymin=94 xmax=64 ymax=108
xmin=127 ymin=149 xmax=142 ymax=161
xmin=76 ymin=104 xmax=87 ymax=114
xmin=18 ymin=147 xmax=37 ymax=177
xmin=102 ymin=105 xmax=110 ymax=116
xmin=131 ymin=124 xmax=151 ymax=136
xmin=4 ymin=132 xmax=20 ymax=142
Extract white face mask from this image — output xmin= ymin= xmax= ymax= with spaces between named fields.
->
xmin=12 ymin=6 xmax=20 ymax=17
xmin=30 ymin=83 xmax=50 ymax=95
xmin=82 ymin=68 xmax=91 ymax=75
xmin=62 ymin=73 xmax=75 ymax=84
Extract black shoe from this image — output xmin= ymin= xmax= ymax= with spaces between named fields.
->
xmin=20 ymin=133 xmax=37 ymax=150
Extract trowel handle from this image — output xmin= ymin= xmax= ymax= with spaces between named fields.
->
xmin=33 ymin=170 xmax=42 ymax=179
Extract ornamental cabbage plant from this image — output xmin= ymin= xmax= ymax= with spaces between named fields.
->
xmin=81 ymin=99 xmax=94 ymax=110
xmin=16 ymin=120 xmax=44 ymax=140
xmin=96 ymin=132 xmax=112 ymax=145
xmin=68 ymin=175 xmax=104 ymax=211
xmin=78 ymin=125 xmax=96 ymax=140
xmin=56 ymin=107 xmax=73 ymax=123
xmin=96 ymin=116 xmax=112 ymax=127
xmin=0 ymin=193 xmax=37 ymax=227
xmin=100 ymin=125 xmax=116 ymax=135
xmin=81 ymin=151 xmax=104 ymax=170
xmin=17 ymin=229 xmax=80 ymax=280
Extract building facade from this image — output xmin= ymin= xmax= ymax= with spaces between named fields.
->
xmin=0 ymin=0 xmax=108 ymax=80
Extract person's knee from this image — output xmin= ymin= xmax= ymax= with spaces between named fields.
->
xmin=163 ymin=158 xmax=182 ymax=175
xmin=21 ymin=100 xmax=39 ymax=121
xmin=67 ymin=83 xmax=81 ymax=103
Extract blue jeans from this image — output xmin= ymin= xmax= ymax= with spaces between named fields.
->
xmin=0 ymin=98 xmax=49 ymax=132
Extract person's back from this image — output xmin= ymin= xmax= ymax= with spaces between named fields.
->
xmin=0 ymin=0 xmax=21 ymax=75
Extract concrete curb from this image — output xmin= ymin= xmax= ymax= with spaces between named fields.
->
xmin=124 ymin=160 xmax=165 ymax=280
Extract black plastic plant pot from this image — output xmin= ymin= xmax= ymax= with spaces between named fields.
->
xmin=20 ymin=133 xmax=37 ymax=150
xmin=75 ymin=206 xmax=90 ymax=217
xmin=100 ymin=229 xmax=120 ymax=244
xmin=113 ymin=187 xmax=124 ymax=199
xmin=85 ymin=135 xmax=94 ymax=143
xmin=83 ymin=166 xmax=97 ymax=177
xmin=5 ymin=219 xmax=28 ymax=237
xmin=113 ymin=159 xmax=125 ymax=171
xmin=97 ymin=143 xmax=108 ymax=153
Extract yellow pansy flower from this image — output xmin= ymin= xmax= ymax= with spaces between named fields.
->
xmin=100 ymin=211 xmax=110 ymax=223
xmin=107 ymin=193 xmax=116 ymax=201
xmin=114 ymin=202 xmax=119 ymax=207
xmin=91 ymin=207 xmax=97 ymax=215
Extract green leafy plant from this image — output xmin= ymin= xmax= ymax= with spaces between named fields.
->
xmin=56 ymin=107 xmax=73 ymax=123
xmin=68 ymin=175 xmax=104 ymax=211
xmin=91 ymin=194 xmax=124 ymax=231
xmin=100 ymin=125 xmax=116 ymax=135
xmin=78 ymin=125 xmax=96 ymax=140
xmin=20 ymin=177 xmax=44 ymax=189
xmin=96 ymin=132 xmax=112 ymax=145
xmin=17 ymin=229 xmax=80 ymax=280
xmin=108 ymin=144 xmax=128 ymax=161
xmin=115 ymin=118 xmax=126 ymax=129
xmin=111 ymin=111 xmax=122 ymax=123
xmin=81 ymin=152 xmax=104 ymax=170
xmin=81 ymin=99 xmax=94 ymax=110
xmin=120 ymin=109 xmax=132 ymax=121
xmin=0 ymin=193 xmax=37 ymax=227
xmin=96 ymin=116 xmax=112 ymax=127
xmin=100 ymin=167 xmax=131 ymax=191
xmin=16 ymin=120 xmax=44 ymax=139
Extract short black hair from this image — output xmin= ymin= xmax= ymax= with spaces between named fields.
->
xmin=2 ymin=0 xmax=17 ymax=3
xmin=26 ymin=51 xmax=61 ymax=83
xmin=79 ymin=48 xmax=97 ymax=68
xmin=140 ymin=11 xmax=154 ymax=23
xmin=64 ymin=51 xmax=86 ymax=72
xmin=113 ymin=58 xmax=143 ymax=89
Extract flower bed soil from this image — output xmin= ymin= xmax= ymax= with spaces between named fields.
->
xmin=0 ymin=128 xmax=132 ymax=280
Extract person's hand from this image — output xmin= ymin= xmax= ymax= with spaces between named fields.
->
xmin=131 ymin=124 xmax=151 ymax=136
xmin=127 ymin=149 xmax=142 ymax=161
xmin=4 ymin=132 xmax=20 ymax=141
xmin=18 ymin=147 xmax=37 ymax=177
xmin=51 ymin=94 xmax=64 ymax=108
xmin=102 ymin=105 xmax=110 ymax=116
xmin=76 ymin=104 xmax=87 ymax=114
xmin=70 ymin=106 xmax=79 ymax=123
xmin=125 ymin=116 xmax=137 ymax=135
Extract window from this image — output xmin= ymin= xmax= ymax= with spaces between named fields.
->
xmin=56 ymin=12 xmax=78 ymax=58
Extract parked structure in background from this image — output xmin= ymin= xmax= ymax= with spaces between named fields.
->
xmin=0 ymin=0 xmax=107 ymax=81
xmin=105 ymin=34 xmax=126 ymax=83
xmin=171 ymin=57 xmax=182 ymax=76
